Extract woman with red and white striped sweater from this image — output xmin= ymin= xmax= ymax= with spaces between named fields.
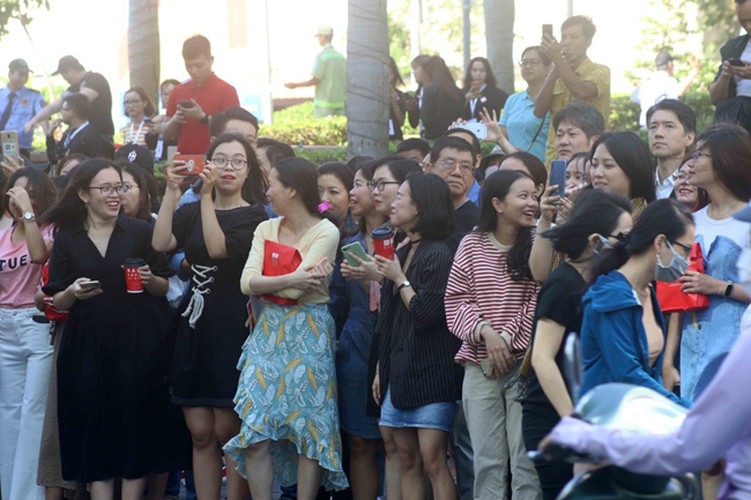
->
xmin=445 ymin=169 xmax=542 ymax=500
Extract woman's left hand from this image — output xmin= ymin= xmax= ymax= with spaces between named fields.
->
xmin=6 ymin=186 xmax=33 ymax=217
xmin=374 ymin=254 xmax=404 ymax=283
xmin=138 ymin=265 xmax=154 ymax=286
xmin=679 ymin=270 xmax=725 ymax=295
xmin=199 ymin=162 xmax=217 ymax=195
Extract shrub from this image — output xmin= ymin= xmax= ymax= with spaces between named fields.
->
xmin=608 ymin=90 xmax=716 ymax=134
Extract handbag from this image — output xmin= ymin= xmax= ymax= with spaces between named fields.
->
xmin=655 ymin=242 xmax=710 ymax=313
xmin=260 ymin=239 xmax=302 ymax=307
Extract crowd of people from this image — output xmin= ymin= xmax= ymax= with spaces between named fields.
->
xmin=0 ymin=6 xmax=751 ymax=500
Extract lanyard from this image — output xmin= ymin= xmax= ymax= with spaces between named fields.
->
xmin=127 ymin=119 xmax=146 ymax=144
xmin=63 ymin=121 xmax=90 ymax=149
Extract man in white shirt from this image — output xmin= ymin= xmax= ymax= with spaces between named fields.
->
xmin=646 ymin=99 xmax=695 ymax=199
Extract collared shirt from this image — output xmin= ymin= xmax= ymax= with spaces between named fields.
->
xmin=312 ymin=44 xmax=346 ymax=115
xmin=166 ymin=73 xmax=240 ymax=155
xmin=631 ymin=70 xmax=681 ymax=128
xmin=545 ymin=57 xmax=611 ymax=163
xmin=0 ymin=86 xmax=47 ymax=149
xmin=499 ymin=90 xmax=550 ymax=162
xmin=655 ymin=170 xmax=677 ymax=199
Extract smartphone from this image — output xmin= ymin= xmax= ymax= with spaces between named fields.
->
xmin=79 ymin=280 xmax=102 ymax=290
xmin=543 ymin=24 xmax=553 ymax=39
xmin=459 ymin=122 xmax=487 ymax=140
xmin=727 ymin=58 xmax=745 ymax=67
xmin=0 ymin=130 xmax=20 ymax=164
xmin=550 ymin=159 xmax=567 ymax=199
xmin=178 ymin=100 xmax=195 ymax=108
xmin=342 ymin=241 xmax=369 ymax=267
xmin=172 ymin=154 xmax=205 ymax=175
xmin=480 ymin=358 xmax=493 ymax=377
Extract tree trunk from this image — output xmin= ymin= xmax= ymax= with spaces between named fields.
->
xmin=484 ymin=0 xmax=515 ymax=95
xmin=347 ymin=0 xmax=390 ymax=158
xmin=128 ymin=0 xmax=160 ymax=107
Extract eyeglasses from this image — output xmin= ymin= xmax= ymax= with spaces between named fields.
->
xmin=211 ymin=157 xmax=248 ymax=170
xmin=671 ymin=172 xmax=689 ymax=183
xmin=692 ymin=151 xmax=711 ymax=161
xmin=670 ymin=240 xmax=692 ymax=254
xmin=518 ymin=59 xmax=542 ymax=68
xmin=367 ymin=180 xmax=400 ymax=192
xmin=121 ymin=183 xmax=138 ymax=194
xmin=438 ymin=158 xmax=474 ymax=175
xmin=86 ymin=184 xmax=123 ymax=195
xmin=123 ymin=100 xmax=142 ymax=106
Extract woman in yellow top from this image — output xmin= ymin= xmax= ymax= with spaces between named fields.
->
xmin=224 ymin=158 xmax=348 ymax=499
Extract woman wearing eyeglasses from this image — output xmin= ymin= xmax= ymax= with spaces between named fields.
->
xmin=41 ymin=159 xmax=181 ymax=499
xmin=121 ymin=87 xmax=156 ymax=147
xmin=480 ymin=47 xmax=551 ymax=162
xmin=152 ymin=133 xmax=268 ymax=500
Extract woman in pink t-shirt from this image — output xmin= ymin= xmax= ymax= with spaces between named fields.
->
xmin=0 ymin=167 xmax=56 ymax=500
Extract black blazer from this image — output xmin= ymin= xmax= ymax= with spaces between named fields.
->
xmin=409 ymin=83 xmax=464 ymax=140
xmin=370 ymin=240 xmax=462 ymax=410
xmin=47 ymin=123 xmax=106 ymax=165
xmin=461 ymin=85 xmax=509 ymax=121
xmin=714 ymin=34 xmax=750 ymax=99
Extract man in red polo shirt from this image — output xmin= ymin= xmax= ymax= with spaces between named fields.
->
xmin=162 ymin=35 xmax=239 ymax=155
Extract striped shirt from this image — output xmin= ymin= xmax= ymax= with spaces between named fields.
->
xmin=445 ymin=231 xmax=540 ymax=366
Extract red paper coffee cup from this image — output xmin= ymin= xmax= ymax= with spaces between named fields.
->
xmin=123 ymin=258 xmax=146 ymax=294
xmin=372 ymin=226 xmax=395 ymax=260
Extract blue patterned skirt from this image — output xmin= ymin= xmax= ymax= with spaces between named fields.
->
xmin=223 ymin=302 xmax=348 ymax=491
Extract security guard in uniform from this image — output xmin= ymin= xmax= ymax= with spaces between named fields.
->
xmin=0 ymin=59 xmax=47 ymax=159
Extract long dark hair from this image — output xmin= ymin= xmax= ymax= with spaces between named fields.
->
xmin=1 ymin=168 xmax=57 ymax=218
xmin=205 ymin=133 xmax=267 ymax=205
xmin=373 ymin=157 xmax=423 ymax=184
xmin=695 ymin=123 xmax=751 ymax=202
xmin=274 ymin=157 xmax=331 ymax=220
xmin=592 ymin=199 xmax=693 ymax=279
xmin=462 ymin=56 xmax=497 ymax=92
xmin=119 ymin=163 xmax=158 ymax=221
xmin=543 ymin=190 xmax=632 ymax=262
xmin=590 ymin=132 xmax=656 ymax=203
xmin=41 ymin=159 xmax=122 ymax=230
xmin=478 ymin=170 xmax=535 ymax=281
xmin=420 ymin=56 xmax=461 ymax=103
xmin=503 ymin=151 xmax=548 ymax=192
xmin=406 ymin=173 xmax=454 ymax=241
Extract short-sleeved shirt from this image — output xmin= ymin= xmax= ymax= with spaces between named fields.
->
xmin=0 ymin=224 xmax=54 ymax=308
xmin=499 ymin=90 xmax=550 ymax=162
xmin=167 ymin=73 xmax=240 ymax=155
xmin=312 ymin=44 xmax=346 ymax=115
xmin=67 ymin=71 xmax=114 ymax=137
xmin=0 ymin=86 xmax=47 ymax=149
xmin=523 ymin=261 xmax=586 ymax=408
xmin=545 ymin=58 xmax=611 ymax=162
xmin=631 ymin=70 xmax=681 ymax=128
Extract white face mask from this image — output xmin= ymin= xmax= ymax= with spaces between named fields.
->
xmin=738 ymin=247 xmax=751 ymax=295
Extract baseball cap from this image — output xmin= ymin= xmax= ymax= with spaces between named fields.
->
xmin=315 ymin=24 xmax=334 ymax=37
xmin=8 ymin=59 xmax=32 ymax=73
xmin=114 ymin=144 xmax=154 ymax=173
xmin=655 ymin=50 xmax=674 ymax=67
xmin=52 ymin=55 xmax=82 ymax=76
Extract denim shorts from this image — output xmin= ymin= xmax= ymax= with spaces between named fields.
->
xmin=378 ymin=386 xmax=454 ymax=432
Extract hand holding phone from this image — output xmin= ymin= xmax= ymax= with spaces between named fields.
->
xmin=549 ymin=160 xmax=567 ymax=200
xmin=728 ymin=58 xmax=745 ymax=67
xmin=178 ymin=100 xmax=195 ymax=109
xmin=542 ymin=24 xmax=553 ymax=40
xmin=172 ymin=154 xmax=205 ymax=175
xmin=342 ymin=241 xmax=369 ymax=267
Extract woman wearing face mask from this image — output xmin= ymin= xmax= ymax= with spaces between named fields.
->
xmin=578 ymin=199 xmax=693 ymax=408
xmin=521 ymin=190 xmax=633 ymax=499
xmin=539 ymin=204 xmax=751 ymax=498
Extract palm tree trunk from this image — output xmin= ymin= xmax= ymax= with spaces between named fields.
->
xmin=347 ymin=0 xmax=390 ymax=158
xmin=128 ymin=0 xmax=160 ymax=107
xmin=484 ymin=0 xmax=515 ymax=95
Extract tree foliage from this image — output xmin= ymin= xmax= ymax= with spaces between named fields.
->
xmin=0 ymin=0 xmax=48 ymax=36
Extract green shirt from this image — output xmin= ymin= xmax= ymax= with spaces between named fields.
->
xmin=312 ymin=44 xmax=346 ymax=115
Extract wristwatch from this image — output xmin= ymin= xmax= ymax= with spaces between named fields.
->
xmin=398 ymin=280 xmax=412 ymax=291
xmin=724 ymin=280 xmax=734 ymax=297
xmin=22 ymin=211 xmax=35 ymax=222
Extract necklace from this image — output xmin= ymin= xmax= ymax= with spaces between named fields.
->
xmin=708 ymin=201 xmax=745 ymax=221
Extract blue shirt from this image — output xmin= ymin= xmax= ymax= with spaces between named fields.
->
xmin=467 ymin=180 xmax=481 ymax=206
xmin=499 ymin=90 xmax=549 ymax=162
xmin=0 ymin=86 xmax=47 ymax=149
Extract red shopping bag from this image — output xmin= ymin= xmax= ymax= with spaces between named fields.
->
xmin=260 ymin=240 xmax=302 ymax=306
xmin=656 ymin=242 xmax=710 ymax=313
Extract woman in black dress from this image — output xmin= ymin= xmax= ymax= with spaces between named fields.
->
xmin=42 ymin=159 xmax=178 ymax=499
xmin=408 ymin=55 xmax=464 ymax=140
xmin=152 ymin=133 xmax=268 ymax=500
